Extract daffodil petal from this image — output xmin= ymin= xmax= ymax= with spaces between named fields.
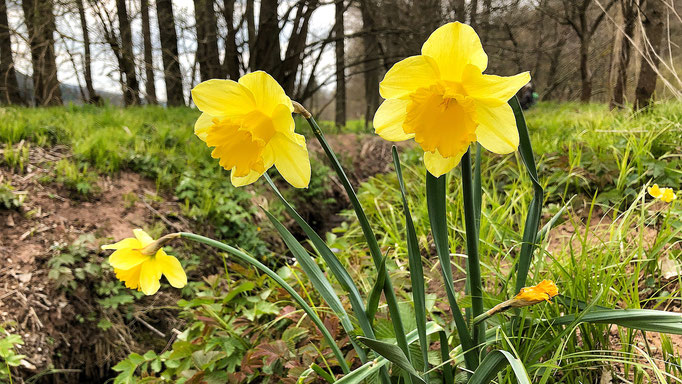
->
xmin=194 ymin=113 xmax=214 ymax=142
xmin=114 ymin=266 xmax=141 ymax=290
xmin=231 ymin=169 xmax=264 ymax=187
xmin=463 ymin=65 xmax=531 ymax=106
xmin=271 ymin=103 xmax=295 ymax=134
xmin=191 ymin=79 xmax=256 ymax=116
xmin=139 ymin=259 xmax=162 ymax=295
xmin=101 ymin=238 xmax=140 ymax=250
xmin=238 ymin=71 xmax=293 ymax=114
xmin=270 ymin=133 xmax=310 ymax=188
xmin=133 ymin=229 xmax=155 ymax=247
xmin=423 ymin=149 xmax=462 ymax=177
xmin=648 ymin=184 xmax=663 ymax=198
xmin=421 ymin=22 xmax=488 ymax=82
xmin=379 ymin=55 xmax=440 ymax=99
xmin=156 ymin=251 xmax=187 ymax=288
xmin=374 ymin=99 xmax=414 ymax=141
xmin=475 ymin=102 xmax=519 ymax=154
xmin=109 ymin=249 xmax=149 ymax=270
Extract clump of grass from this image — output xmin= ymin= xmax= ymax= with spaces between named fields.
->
xmin=0 ymin=182 xmax=25 ymax=209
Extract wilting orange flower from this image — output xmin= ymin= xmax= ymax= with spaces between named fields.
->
xmin=511 ymin=279 xmax=559 ymax=307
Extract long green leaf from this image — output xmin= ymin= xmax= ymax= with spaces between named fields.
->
xmin=263 ymin=209 xmax=366 ymax=361
xmin=178 ymin=232 xmax=350 ymax=373
xmin=468 ymin=350 xmax=531 ymax=384
xmin=335 ymin=323 xmax=443 ymax=384
xmin=305 ymin=116 xmax=411 ymax=369
xmin=461 ymin=149 xmax=485 ymax=350
xmin=392 ymin=146 xmax=429 ymax=380
xmin=510 ymin=96 xmax=544 ymax=293
xmin=263 ymin=175 xmax=375 ymax=339
xmin=438 ymin=331 xmax=455 ymax=384
xmin=426 ymin=172 xmax=477 ymax=371
xmin=358 ymin=337 xmax=426 ymax=384
xmin=366 ymin=252 xmax=389 ymax=324
xmin=263 ymin=175 xmax=391 ymax=384
xmin=550 ymin=309 xmax=682 ymax=334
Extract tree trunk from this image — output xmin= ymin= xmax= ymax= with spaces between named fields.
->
xmin=141 ymin=0 xmax=157 ymax=104
xmin=360 ymin=0 xmax=380 ymax=128
xmin=76 ymin=0 xmax=97 ymax=103
xmin=334 ymin=0 xmax=346 ymax=128
xmin=194 ymin=0 xmax=221 ymax=80
xmin=21 ymin=0 xmax=62 ymax=106
xmin=245 ymin=0 xmax=256 ymax=70
xmin=634 ymin=0 xmax=664 ymax=110
xmin=469 ymin=0 xmax=478 ymax=28
xmin=481 ymin=0 xmax=491 ymax=42
xmin=579 ymin=37 xmax=591 ymax=102
xmin=0 ymin=0 xmax=23 ymax=104
xmin=156 ymin=0 xmax=185 ymax=106
xmin=222 ymin=0 xmax=239 ymax=79
xmin=252 ymin=0 xmax=281 ymax=74
xmin=452 ymin=0 xmax=465 ymax=22
xmin=116 ymin=0 xmax=140 ymax=105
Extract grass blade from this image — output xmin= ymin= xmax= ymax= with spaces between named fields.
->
xmin=263 ymin=209 xmax=366 ymax=361
xmin=425 ymin=172 xmax=477 ymax=370
xmin=304 ymin=116 xmax=411 ymax=368
xmin=392 ymin=146 xmax=429 ymax=381
xmin=510 ymin=96 xmax=544 ymax=293
xmin=179 ymin=232 xmax=350 ymax=373
xmin=468 ymin=349 xmax=531 ymax=384
xmin=357 ymin=337 xmax=426 ymax=384
xmin=550 ymin=309 xmax=682 ymax=334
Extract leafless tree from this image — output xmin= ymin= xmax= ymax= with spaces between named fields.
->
xmin=116 ymin=0 xmax=140 ymax=105
xmin=634 ymin=0 xmax=664 ymax=109
xmin=335 ymin=0 xmax=346 ymax=128
xmin=156 ymin=0 xmax=184 ymax=106
xmin=0 ymin=0 xmax=23 ymax=104
xmin=22 ymin=0 xmax=62 ymax=106
xmin=141 ymin=0 xmax=157 ymax=104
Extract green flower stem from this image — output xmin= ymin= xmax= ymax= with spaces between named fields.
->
xmin=179 ymin=232 xmax=350 ymax=374
xmin=303 ymin=116 xmax=413 ymax=370
xmin=461 ymin=149 xmax=485 ymax=350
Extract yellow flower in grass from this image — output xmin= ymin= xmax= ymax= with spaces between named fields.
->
xmin=102 ymin=229 xmax=186 ymax=295
xmin=511 ymin=279 xmax=559 ymax=307
xmin=648 ymin=184 xmax=677 ymax=203
xmin=191 ymin=71 xmax=310 ymax=188
xmin=373 ymin=22 xmax=531 ymax=176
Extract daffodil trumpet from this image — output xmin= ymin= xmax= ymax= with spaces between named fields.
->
xmin=473 ymin=280 xmax=559 ymax=325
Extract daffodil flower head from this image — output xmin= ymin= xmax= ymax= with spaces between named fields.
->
xmin=191 ymin=71 xmax=311 ymax=188
xmin=373 ymin=22 xmax=531 ymax=177
xmin=649 ymin=184 xmax=677 ymax=203
xmin=101 ymin=229 xmax=186 ymax=295
xmin=511 ymin=279 xmax=558 ymax=307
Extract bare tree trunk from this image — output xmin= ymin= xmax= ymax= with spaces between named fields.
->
xmin=156 ymin=0 xmax=185 ymax=106
xmin=195 ymin=0 xmax=222 ymax=80
xmin=222 ymin=0 xmax=239 ymax=79
xmin=334 ymin=0 xmax=346 ymax=128
xmin=245 ymin=0 xmax=256 ymax=70
xmin=76 ymin=0 xmax=97 ymax=103
xmin=21 ymin=0 xmax=62 ymax=106
xmin=610 ymin=1 xmax=636 ymax=108
xmin=360 ymin=0 xmax=380 ymax=128
xmin=452 ymin=0 xmax=465 ymax=22
xmin=481 ymin=0 xmax=491 ymax=42
xmin=579 ymin=36 xmax=591 ymax=102
xmin=141 ymin=0 xmax=157 ymax=104
xmin=252 ymin=0 xmax=281 ymax=73
xmin=116 ymin=0 xmax=140 ymax=105
xmin=0 ymin=0 xmax=23 ymax=104
xmin=634 ymin=0 xmax=664 ymax=110
xmin=469 ymin=0 xmax=478 ymax=28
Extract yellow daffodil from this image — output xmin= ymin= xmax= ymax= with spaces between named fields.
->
xmin=511 ymin=279 xmax=559 ymax=307
xmin=648 ymin=184 xmax=677 ymax=203
xmin=373 ymin=22 xmax=530 ymax=176
xmin=476 ymin=280 xmax=558 ymax=323
xmin=102 ymin=229 xmax=186 ymax=295
xmin=191 ymin=71 xmax=310 ymax=188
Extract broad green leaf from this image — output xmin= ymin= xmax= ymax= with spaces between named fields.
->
xmin=358 ymin=337 xmax=426 ymax=384
xmin=550 ymin=309 xmax=682 ymax=334
xmin=366 ymin=252 xmax=389 ymax=324
xmin=468 ymin=349 xmax=531 ymax=384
